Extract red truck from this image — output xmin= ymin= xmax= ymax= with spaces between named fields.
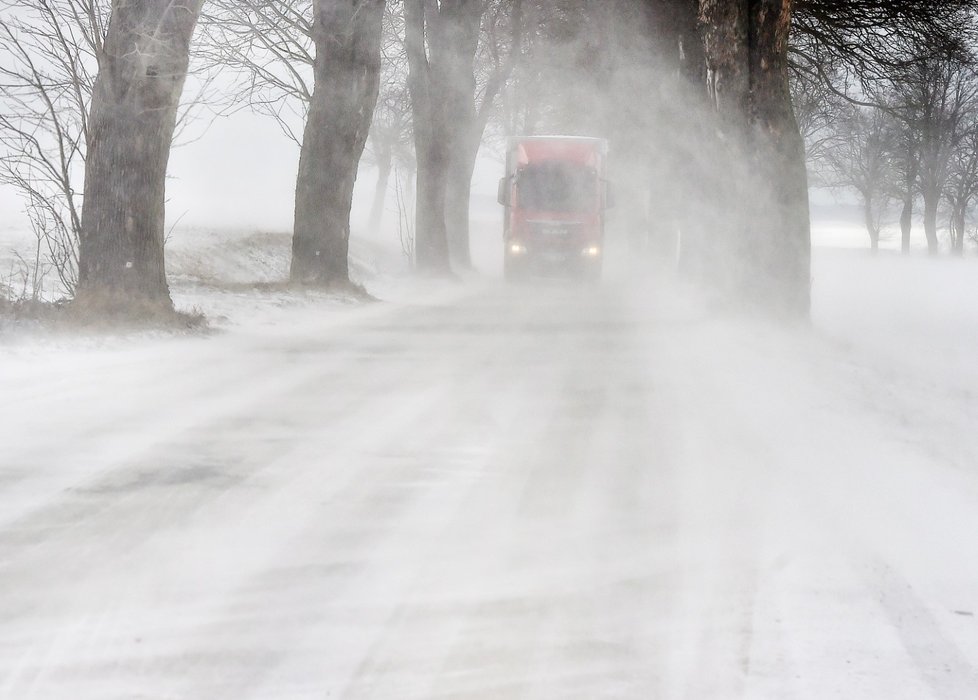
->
xmin=497 ymin=136 xmax=613 ymax=281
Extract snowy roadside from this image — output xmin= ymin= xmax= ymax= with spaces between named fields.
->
xmin=812 ymin=248 xmax=978 ymax=474
xmin=0 ymin=224 xmax=472 ymax=343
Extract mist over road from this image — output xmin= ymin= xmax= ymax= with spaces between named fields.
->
xmin=2 ymin=276 xmax=977 ymax=699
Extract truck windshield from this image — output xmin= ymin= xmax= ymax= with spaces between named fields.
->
xmin=516 ymin=162 xmax=596 ymax=213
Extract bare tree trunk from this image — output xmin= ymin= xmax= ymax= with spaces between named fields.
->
xmin=699 ymin=0 xmax=811 ymax=316
xmin=899 ymin=154 xmax=917 ymax=254
xmin=404 ymin=0 xmax=451 ymax=274
xmin=922 ymin=188 xmax=940 ymax=255
xmin=698 ymin=0 xmax=750 ymax=294
xmin=76 ymin=0 xmax=203 ymax=314
xmin=446 ymin=0 xmax=522 ymax=269
xmin=900 ymin=194 xmax=913 ymax=254
xmin=863 ymin=192 xmax=879 ymax=252
xmin=663 ymin=0 xmax=713 ymax=274
xmin=441 ymin=2 xmax=482 ymax=270
xmin=951 ymin=203 xmax=966 ymax=256
xmin=291 ymin=0 xmax=386 ymax=287
xmin=746 ymin=0 xmax=811 ymax=314
xmin=367 ymin=143 xmax=393 ymax=236
xmin=404 ymin=0 xmax=484 ymax=274
xmin=445 ymin=138 xmax=479 ymax=268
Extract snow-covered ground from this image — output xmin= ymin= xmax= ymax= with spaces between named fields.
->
xmin=1 ymin=223 xmax=978 ymax=698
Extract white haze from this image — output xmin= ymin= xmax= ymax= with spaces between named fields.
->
xmin=2 ymin=5 xmax=978 ymax=700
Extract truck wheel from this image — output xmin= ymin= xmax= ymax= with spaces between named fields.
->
xmin=504 ymin=255 xmax=524 ymax=282
xmin=580 ymin=260 xmax=602 ymax=284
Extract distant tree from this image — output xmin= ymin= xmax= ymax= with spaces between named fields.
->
xmin=822 ymin=106 xmax=895 ymax=251
xmin=945 ymin=125 xmax=978 ymax=255
xmin=888 ymin=111 xmax=922 ymax=254
xmin=365 ymin=4 xmax=416 ymax=238
xmin=792 ymin=0 xmax=978 ymax=255
xmin=76 ymin=0 xmax=204 ymax=314
xmin=884 ymin=49 xmax=978 ymax=255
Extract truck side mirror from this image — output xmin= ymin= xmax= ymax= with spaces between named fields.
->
xmin=497 ymin=177 xmax=511 ymax=206
xmin=603 ymin=180 xmax=616 ymax=210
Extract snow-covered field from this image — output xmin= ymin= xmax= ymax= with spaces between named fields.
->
xmin=1 ymin=224 xmax=978 ymax=698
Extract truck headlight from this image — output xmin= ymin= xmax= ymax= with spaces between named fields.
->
xmin=509 ymin=242 xmax=527 ymax=255
xmin=582 ymin=246 xmax=601 ymax=257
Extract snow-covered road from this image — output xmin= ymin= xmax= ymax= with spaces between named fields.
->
xmin=2 ymin=272 xmax=978 ymax=698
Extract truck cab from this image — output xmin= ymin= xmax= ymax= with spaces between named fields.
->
xmin=498 ymin=136 xmax=612 ymax=281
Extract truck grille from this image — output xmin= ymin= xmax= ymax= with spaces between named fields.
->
xmin=527 ymin=222 xmax=585 ymax=257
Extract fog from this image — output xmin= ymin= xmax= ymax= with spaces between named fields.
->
xmin=3 ymin=1 xmax=978 ymax=697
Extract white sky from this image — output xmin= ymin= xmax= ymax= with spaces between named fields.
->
xmin=0 ymin=107 xmax=510 ymax=236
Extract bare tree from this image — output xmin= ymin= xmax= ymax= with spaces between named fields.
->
xmin=884 ymin=49 xmax=978 ymax=255
xmin=695 ymin=0 xmax=811 ymax=315
xmin=918 ymin=63 xmax=978 ymax=255
xmin=945 ymin=124 xmax=978 ymax=255
xmin=444 ymin=0 xmax=523 ymax=268
xmin=290 ymin=0 xmax=386 ymax=287
xmin=1 ymin=0 xmax=213 ymax=307
xmin=404 ymin=0 xmax=486 ymax=274
xmin=199 ymin=0 xmax=388 ymax=286
xmin=76 ymin=0 xmax=204 ymax=313
xmin=889 ymin=116 xmax=921 ymax=254
xmin=667 ymin=0 xmax=978 ymax=310
xmin=791 ymin=0 xmax=978 ymax=255
xmin=364 ymin=4 xmax=415 ymax=237
xmin=0 ymin=0 xmax=107 ymax=295
xmin=822 ymin=105 xmax=895 ymax=251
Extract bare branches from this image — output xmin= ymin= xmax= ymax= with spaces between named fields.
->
xmin=0 ymin=0 xmax=106 ymax=294
xmin=791 ymin=0 xmax=978 ymax=92
xmin=197 ymin=0 xmax=315 ymax=145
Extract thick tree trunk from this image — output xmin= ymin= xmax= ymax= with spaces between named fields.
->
xmin=404 ymin=0 xmax=483 ymax=274
xmin=900 ymin=194 xmax=913 ymax=254
xmin=745 ymin=0 xmax=811 ymax=315
xmin=609 ymin=0 xmax=669 ymax=258
xmin=441 ymin=3 xmax=481 ymax=270
xmin=291 ymin=0 xmax=386 ymax=286
xmin=697 ymin=0 xmax=750 ymax=294
xmin=699 ymin=0 xmax=811 ymax=316
xmin=413 ymin=144 xmax=451 ymax=272
xmin=445 ymin=141 xmax=478 ymax=268
xmin=922 ymin=188 xmax=940 ymax=255
xmin=404 ymin=0 xmax=451 ymax=274
xmin=665 ymin=0 xmax=713 ymax=274
xmin=76 ymin=0 xmax=203 ymax=314
xmin=367 ymin=144 xmax=393 ymax=236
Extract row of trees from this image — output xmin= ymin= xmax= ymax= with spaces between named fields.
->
xmin=809 ymin=41 xmax=978 ymax=255
xmin=1 ymin=0 xmax=525 ymax=315
xmin=1 ymin=0 xmax=976 ymax=319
